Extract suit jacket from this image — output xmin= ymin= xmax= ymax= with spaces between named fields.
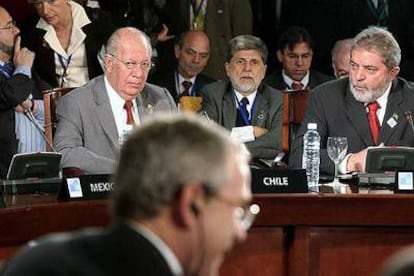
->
xmin=23 ymin=7 xmax=114 ymax=88
xmin=289 ymin=77 xmax=414 ymax=175
xmin=54 ymin=75 xmax=177 ymax=174
xmin=157 ymin=0 xmax=253 ymax=80
xmin=2 ymin=223 xmax=175 ymax=276
xmin=201 ymin=81 xmax=283 ymax=159
xmin=264 ymin=69 xmax=334 ymax=91
xmin=0 ymin=73 xmax=34 ymax=178
xmin=149 ymin=69 xmax=215 ymax=103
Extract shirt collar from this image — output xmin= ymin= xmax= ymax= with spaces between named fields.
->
xmin=233 ymin=89 xmax=258 ymax=107
xmin=282 ymin=70 xmax=310 ymax=89
xmin=127 ymin=221 xmax=184 ymax=276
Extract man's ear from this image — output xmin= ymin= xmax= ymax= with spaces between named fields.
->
xmin=174 ymin=45 xmax=181 ymax=59
xmin=389 ymin=66 xmax=400 ymax=80
xmin=276 ymin=50 xmax=283 ymax=62
xmin=174 ymin=183 xmax=205 ymax=228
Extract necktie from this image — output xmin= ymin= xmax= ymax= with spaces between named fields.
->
xmin=0 ymin=61 xmax=14 ymax=78
xmin=240 ymin=97 xmax=250 ymax=119
xmin=367 ymin=101 xmax=380 ymax=144
xmin=124 ymin=100 xmax=135 ymax=125
xmin=181 ymin=81 xmax=193 ymax=96
xmin=292 ymin=81 xmax=304 ymax=90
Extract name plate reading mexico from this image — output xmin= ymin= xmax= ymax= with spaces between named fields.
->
xmin=59 ymin=174 xmax=114 ymax=201
xmin=251 ymin=168 xmax=308 ymax=193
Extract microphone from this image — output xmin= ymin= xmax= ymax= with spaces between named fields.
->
xmin=404 ymin=111 xmax=414 ymax=134
xmin=23 ymin=107 xmax=58 ymax=153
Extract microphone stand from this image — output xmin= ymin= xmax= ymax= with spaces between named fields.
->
xmin=404 ymin=111 xmax=414 ymax=133
xmin=23 ymin=108 xmax=58 ymax=153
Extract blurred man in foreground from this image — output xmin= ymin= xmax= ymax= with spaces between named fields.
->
xmin=2 ymin=113 xmax=257 ymax=275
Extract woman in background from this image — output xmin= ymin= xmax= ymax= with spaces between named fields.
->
xmin=24 ymin=0 xmax=114 ymax=88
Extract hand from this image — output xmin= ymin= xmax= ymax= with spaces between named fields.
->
xmin=346 ymin=143 xmax=384 ymax=173
xmin=14 ymin=99 xmax=37 ymax=114
xmin=13 ymin=36 xmax=35 ymax=68
xmin=253 ymin=126 xmax=268 ymax=138
xmin=347 ymin=149 xmax=368 ymax=173
xmin=157 ymin=24 xmax=175 ymax=42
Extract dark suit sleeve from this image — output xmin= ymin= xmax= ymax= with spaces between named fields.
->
xmin=0 ymin=73 xmax=32 ymax=110
xmin=289 ymin=87 xmax=334 ymax=175
xmin=246 ymin=89 xmax=283 ymax=159
xmin=200 ymin=85 xmax=221 ymax=122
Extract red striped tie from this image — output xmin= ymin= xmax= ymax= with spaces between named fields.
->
xmin=124 ymin=101 xmax=135 ymax=125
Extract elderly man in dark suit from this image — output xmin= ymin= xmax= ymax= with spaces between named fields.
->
xmin=201 ymin=35 xmax=283 ymax=160
xmin=149 ymin=30 xmax=215 ymax=105
xmin=54 ymin=27 xmax=177 ymax=174
xmin=290 ymin=27 xmax=414 ymax=175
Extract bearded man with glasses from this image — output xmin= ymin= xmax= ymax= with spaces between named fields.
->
xmin=0 ymin=5 xmax=50 ymax=178
xmin=53 ymin=27 xmax=177 ymax=174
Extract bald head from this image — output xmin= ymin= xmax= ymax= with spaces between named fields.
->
xmin=175 ymin=30 xmax=211 ymax=78
xmin=331 ymin=38 xmax=352 ymax=79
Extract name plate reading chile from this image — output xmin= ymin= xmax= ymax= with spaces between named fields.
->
xmin=58 ymin=174 xmax=114 ymax=201
xmin=251 ymin=168 xmax=308 ymax=193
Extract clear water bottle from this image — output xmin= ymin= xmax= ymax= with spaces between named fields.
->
xmin=302 ymin=123 xmax=320 ymax=193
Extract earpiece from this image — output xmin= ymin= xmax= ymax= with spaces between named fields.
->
xmin=191 ymin=202 xmax=199 ymax=216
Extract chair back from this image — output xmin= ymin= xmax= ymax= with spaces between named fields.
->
xmin=282 ymin=89 xmax=310 ymax=152
xmin=42 ymin=87 xmax=76 ymax=151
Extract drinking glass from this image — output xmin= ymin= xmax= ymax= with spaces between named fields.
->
xmin=327 ymin=136 xmax=348 ymax=186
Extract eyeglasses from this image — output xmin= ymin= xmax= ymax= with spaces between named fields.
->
xmin=108 ymin=54 xmax=154 ymax=72
xmin=217 ymin=195 xmax=260 ymax=231
xmin=0 ymin=20 xmax=16 ymax=31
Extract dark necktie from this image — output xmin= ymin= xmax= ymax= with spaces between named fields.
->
xmin=236 ymin=97 xmax=250 ymax=127
xmin=0 ymin=61 xmax=14 ymax=78
xmin=367 ymin=101 xmax=380 ymax=144
xmin=124 ymin=100 xmax=135 ymax=125
xmin=292 ymin=81 xmax=304 ymax=90
xmin=240 ymin=97 xmax=250 ymax=119
xmin=181 ymin=81 xmax=193 ymax=96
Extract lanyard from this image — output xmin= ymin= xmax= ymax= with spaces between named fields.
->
xmin=191 ymin=0 xmax=206 ymax=18
xmin=0 ymin=62 xmax=13 ymax=78
xmin=235 ymin=95 xmax=257 ymax=126
xmin=58 ymin=54 xmax=72 ymax=87
xmin=175 ymin=70 xmax=195 ymax=96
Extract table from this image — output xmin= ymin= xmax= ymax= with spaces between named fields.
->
xmin=2 ymin=193 xmax=414 ymax=275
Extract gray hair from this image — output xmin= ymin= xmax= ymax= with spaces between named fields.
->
xmin=352 ymin=26 xmax=401 ymax=69
xmin=112 ymin=113 xmax=249 ymax=219
xmin=105 ymin=27 xmax=152 ymax=57
xmin=226 ymin=35 xmax=268 ymax=64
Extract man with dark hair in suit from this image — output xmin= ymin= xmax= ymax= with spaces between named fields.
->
xmin=201 ymin=35 xmax=283 ymax=160
xmin=2 ymin=113 xmax=257 ymax=276
xmin=290 ymin=26 xmax=414 ymax=175
xmin=149 ymin=30 xmax=215 ymax=107
xmin=0 ymin=5 xmax=42 ymax=178
xmin=54 ymin=27 xmax=177 ymax=174
xmin=265 ymin=26 xmax=333 ymax=91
